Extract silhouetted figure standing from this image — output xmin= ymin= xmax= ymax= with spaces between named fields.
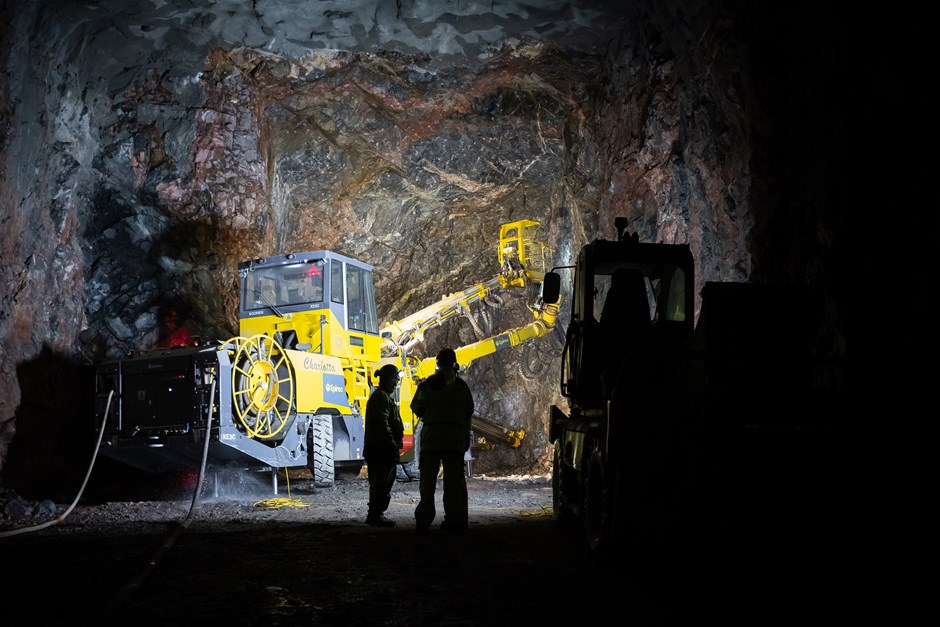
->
xmin=363 ymin=364 xmax=404 ymax=527
xmin=412 ymin=348 xmax=475 ymax=532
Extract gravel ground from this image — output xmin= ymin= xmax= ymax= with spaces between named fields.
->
xmin=1 ymin=468 xmax=868 ymax=625
xmin=1 ymin=468 xmax=554 ymax=536
xmin=2 ymin=471 xmax=629 ymax=626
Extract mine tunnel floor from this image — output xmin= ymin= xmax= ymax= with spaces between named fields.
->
xmin=1 ymin=472 xmax=866 ymax=625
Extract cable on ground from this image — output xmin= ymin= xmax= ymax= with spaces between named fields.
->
xmin=253 ymin=497 xmax=310 ymax=510
xmin=252 ymin=468 xmax=310 ymax=509
xmin=96 ymin=377 xmax=217 ymax=620
xmin=0 ymin=390 xmax=116 ymax=539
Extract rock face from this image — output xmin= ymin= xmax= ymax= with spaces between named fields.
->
xmin=0 ymin=0 xmax=870 ymax=496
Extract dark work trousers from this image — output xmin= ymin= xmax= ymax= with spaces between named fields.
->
xmin=366 ymin=459 xmax=397 ymax=517
xmin=414 ymin=450 xmax=468 ymax=527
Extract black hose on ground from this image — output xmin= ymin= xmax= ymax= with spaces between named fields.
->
xmin=95 ymin=378 xmax=217 ymax=620
xmin=0 ymin=390 xmax=116 ymax=538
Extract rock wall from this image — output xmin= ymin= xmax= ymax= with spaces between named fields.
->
xmin=0 ymin=0 xmax=864 ymax=495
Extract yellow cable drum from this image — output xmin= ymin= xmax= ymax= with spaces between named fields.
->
xmin=227 ymin=334 xmax=295 ymax=439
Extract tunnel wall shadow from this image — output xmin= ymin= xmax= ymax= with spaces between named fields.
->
xmin=2 ymin=345 xmax=98 ymax=501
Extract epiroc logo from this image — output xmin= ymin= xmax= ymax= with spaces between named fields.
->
xmin=323 ymin=373 xmax=348 ymax=407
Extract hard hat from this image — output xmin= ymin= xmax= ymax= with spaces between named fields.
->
xmin=376 ymin=364 xmax=400 ymax=380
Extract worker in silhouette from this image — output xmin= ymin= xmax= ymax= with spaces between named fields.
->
xmin=363 ymin=363 xmax=404 ymax=527
xmin=412 ymin=348 xmax=475 ymax=533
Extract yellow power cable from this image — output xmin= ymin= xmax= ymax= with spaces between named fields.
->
xmin=515 ymin=506 xmax=553 ymax=518
xmin=253 ymin=497 xmax=310 ymax=510
xmin=475 ymin=505 xmax=552 ymax=518
xmin=252 ymin=468 xmax=310 ymax=510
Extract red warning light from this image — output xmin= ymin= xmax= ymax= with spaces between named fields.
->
xmin=168 ymin=326 xmax=194 ymax=347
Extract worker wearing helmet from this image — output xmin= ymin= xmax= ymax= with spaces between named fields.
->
xmin=364 ymin=363 xmax=404 ymax=527
xmin=412 ymin=348 xmax=475 ymax=533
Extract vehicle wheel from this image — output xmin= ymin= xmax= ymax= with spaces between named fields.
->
xmin=552 ymin=439 xmax=577 ymax=529
xmin=308 ymin=416 xmax=335 ymax=488
xmin=584 ymin=448 xmax=610 ymax=555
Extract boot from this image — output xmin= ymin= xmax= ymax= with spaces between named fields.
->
xmin=365 ymin=514 xmax=395 ymax=527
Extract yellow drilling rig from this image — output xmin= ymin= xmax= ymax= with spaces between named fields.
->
xmin=94 ymin=220 xmax=561 ymax=490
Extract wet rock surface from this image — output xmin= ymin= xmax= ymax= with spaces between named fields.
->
xmin=2 ymin=0 xmax=865 ymax=489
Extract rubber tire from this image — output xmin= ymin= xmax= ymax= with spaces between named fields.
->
xmin=552 ymin=439 xmax=577 ymax=529
xmin=310 ymin=416 xmax=335 ymax=488
xmin=584 ymin=448 xmax=609 ymax=555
